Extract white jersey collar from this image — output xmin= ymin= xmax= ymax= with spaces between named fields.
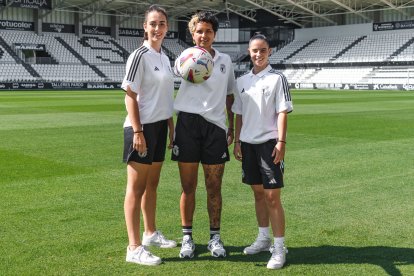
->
xmin=143 ymin=40 xmax=163 ymax=55
xmin=249 ymin=64 xmax=272 ymax=78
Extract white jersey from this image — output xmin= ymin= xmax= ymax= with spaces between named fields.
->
xmin=173 ymin=48 xmax=235 ymax=130
xmin=232 ymin=65 xmax=293 ymax=144
xmin=121 ymin=41 xmax=174 ymax=127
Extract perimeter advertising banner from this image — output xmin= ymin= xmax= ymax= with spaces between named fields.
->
xmin=43 ymin=23 xmax=75 ymax=34
xmin=82 ymin=25 xmax=111 ymax=36
xmin=373 ymin=19 xmax=414 ymax=31
xmin=8 ymin=0 xmax=52 ymax=9
xmin=0 ymin=20 xmax=34 ymax=31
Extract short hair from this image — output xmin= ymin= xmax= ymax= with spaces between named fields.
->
xmin=188 ymin=11 xmax=219 ymax=35
xmin=249 ymin=32 xmax=270 ymax=47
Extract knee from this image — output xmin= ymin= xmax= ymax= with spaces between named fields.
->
xmin=181 ymin=182 xmax=197 ymax=195
xmin=265 ymin=194 xmax=281 ymax=209
xmin=253 ymin=189 xmax=265 ymax=202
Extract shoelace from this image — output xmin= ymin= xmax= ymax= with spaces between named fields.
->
xmin=210 ymin=237 xmax=223 ymax=248
xmin=182 ymin=237 xmax=193 ymax=249
xmin=156 ymin=231 xmax=167 ymax=243
xmin=141 ymin=246 xmax=155 ymax=258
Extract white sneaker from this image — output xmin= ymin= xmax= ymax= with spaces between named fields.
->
xmin=207 ymin=234 xmax=226 ymax=258
xmin=243 ymin=236 xmax=272 ymax=254
xmin=126 ymin=245 xmax=161 ymax=266
xmin=267 ymin=245 xmax=287 ymax=269
xmin=142 ymin=230 xmax=177 ymax=248
xmin=179 ymin=235 xmax=195 ymax=258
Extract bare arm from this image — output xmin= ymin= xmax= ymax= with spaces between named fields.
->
xmin=233 ymin=114 xmax=243 ymax=161
xmin=226 ymin=94 xmax=235 ymax=146
xmin=167 ymin=117 xmax=174 ymax=149
xmin=125 ymin=86 xmax=146 ymax=154
xmin=272 ymin=111 xmax=288 ymax=164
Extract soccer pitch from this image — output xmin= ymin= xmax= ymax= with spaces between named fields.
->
xmin=0 ymin=89 xmax=413 ymax=275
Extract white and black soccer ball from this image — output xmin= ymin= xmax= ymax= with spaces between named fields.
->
xmin=175 ymin=46 xmax=214 ymax=84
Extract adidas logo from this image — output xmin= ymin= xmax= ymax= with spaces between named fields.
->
xmin=154 ymin=66 xmax=160 ymax=71
xmin=221 ymin=152 xmax=227 ymax=159
xmin=269 ymin=178 xmax=277 ymax=184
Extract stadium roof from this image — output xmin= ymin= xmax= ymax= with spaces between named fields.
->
xmin=50 ymin=0 xmax=414 ymax=27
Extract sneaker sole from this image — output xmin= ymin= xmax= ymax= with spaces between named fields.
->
xmin=126 ymin=259 xmax=162 ymax=266
xmin=211 ymin=251 xmax=226 ymax=258
xmin=179 ymin=252 xmax=194 ymax=259
xmin=142 ymin=242 xmax=177 ymax=249
xmin=243 ymin=248 xmax=270 ymax=255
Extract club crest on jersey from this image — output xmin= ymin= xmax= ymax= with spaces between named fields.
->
xmin=172 ymin=145 xmax=179 ymax=156
xmin=220 ymin=64 xmax=226 ymax=73
xmin=262 ymin=85 xmax=271 ymax=96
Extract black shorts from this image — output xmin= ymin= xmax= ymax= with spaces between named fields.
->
xmin=241 ymin=139 xmax=284 ymax=189
xmin=171 ymin=112 xmax=230 ymax=164
xmin=123 ymin=120 xmax=168 ymax=164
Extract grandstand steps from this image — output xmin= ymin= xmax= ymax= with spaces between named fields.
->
xmin=305 ymin=68 xmax=321 ymax=81
xmin=0 ymin=36 xmax=41 ymax=78
xmin=55 ymin=36 xmax=107 ymax=80
xmin=329 ymin=35 xmax=367 ymax=62
xmin=109 ymin=39 xmax=129 ymax=62
xmin=0 ymin=35 xmax=22 ymax=64
xmin=387 ymin=37 xmax=414 ymax=61
xmin=284 ymin=39 xmax=317 ymax=62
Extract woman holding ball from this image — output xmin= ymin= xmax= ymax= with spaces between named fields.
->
xmin=172 ymin=11 xmax=235 ymax=259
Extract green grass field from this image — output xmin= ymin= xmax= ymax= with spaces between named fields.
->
xmin=1 ymin=89 xmax=413 ymax=275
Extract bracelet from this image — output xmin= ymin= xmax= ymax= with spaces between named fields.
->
xmin=235 ymin=140 xmax=241 ymax=144
xmin=134 ymin=130 xmax=143 ymax=134
xmin=278 ymin=140 xmax=286 ymax=144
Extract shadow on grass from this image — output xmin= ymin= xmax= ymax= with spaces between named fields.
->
xmin=163 ymin=244 xmax=413 ymax=275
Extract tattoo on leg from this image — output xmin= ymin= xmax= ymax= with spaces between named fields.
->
xmin=204 ymin=164 xmax=225 ymax=228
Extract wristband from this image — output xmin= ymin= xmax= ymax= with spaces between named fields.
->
xmin=235 ymin=140 xmax=241 ymax=144
xmin=134 ymin=130 xmax=143 ymax=134
xmin=278 ymin=140 xmax=286 ymax=144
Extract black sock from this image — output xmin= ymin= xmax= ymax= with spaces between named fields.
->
xmin=210 ymin=227 xmax=220 ymax=240
xmin=182 ymin=226 xmax=192 ymax=239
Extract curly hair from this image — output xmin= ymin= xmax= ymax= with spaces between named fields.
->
xmin=188 ymin=11 xmax=219 ymax=35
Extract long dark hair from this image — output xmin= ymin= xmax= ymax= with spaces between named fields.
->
xmin=143 ymin=4 xmax=168 ymax=41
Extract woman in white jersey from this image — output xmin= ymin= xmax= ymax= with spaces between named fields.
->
xmin=172 ymin=11 xmax=235 ymax=259
xmin=121 ymin=5 xmax=176 ymax=266
xmin=232 ymin=33 xmax=293 ymax=269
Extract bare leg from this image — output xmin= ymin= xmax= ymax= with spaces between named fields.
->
xmin=264 ymin=189 xmax=285 ymax=237
xmin=250 ymin=185 xmax=270 ymax=227
xmin=202 ymin=164 xmax=225 ymax=228
xmin=179 ymin=162 xmax=199 ymax=226
xmin=124 ymin=162 xmax=150 ymax=248
xmin=141 ymin=162 xmax=163 ymax=235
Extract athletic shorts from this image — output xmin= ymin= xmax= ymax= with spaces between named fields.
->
xmin=123 ymin=119 xmax=168 ymax=164
xmin=171 ymin=112 xmax=230 ymax=164
xmin=241 ymin=139 xmax=284 ymax=189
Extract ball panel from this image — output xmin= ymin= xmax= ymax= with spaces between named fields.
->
xmin=176 ymin=46 xmax=214 ymax=84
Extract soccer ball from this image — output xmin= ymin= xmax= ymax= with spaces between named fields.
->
xmin=175 ymin=46 xmax=214 ymax=84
